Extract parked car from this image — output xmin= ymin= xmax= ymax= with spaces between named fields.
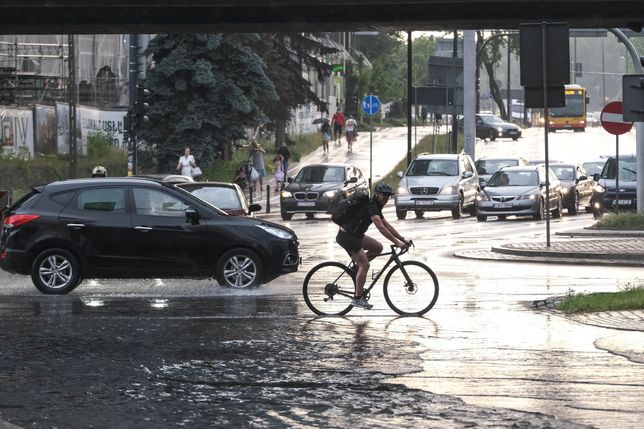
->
xmin=475 ymin=164 xmax=562 ymax=221
xmin=586 ymin=112 xmax=599 ymax=127
xmin=0 ymin=177 xmax=299 ymax=293
xmin=177 ymin=182 xmax=261 ymax=217
xmin=137 ymin=174 xmax=194 ymax=183
xmin=590 ymin=154 xmax=638 ymax=218
xmin=474 ymin=156 xmax=529 ymax=187
xmin=279 ymin=163 xmax=368 ymax=220
xmin=549 ymin=163 xmax=594 ymax=215
xmin=581 ymin=157 xmax=608 ymax=176
xmin=394 ymin=152 xmax=479 ymax=220
xmin=528 ymin=159 xmax=563 ymax=166
xmin=475 ymin=114 xmax=522 ymax=141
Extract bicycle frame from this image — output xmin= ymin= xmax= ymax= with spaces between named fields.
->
xmin=334 ymin=245 xmax=413 ymax=299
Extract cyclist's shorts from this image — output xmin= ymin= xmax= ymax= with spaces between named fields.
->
xmin=336 ymin=230 xmax=362 ymax=255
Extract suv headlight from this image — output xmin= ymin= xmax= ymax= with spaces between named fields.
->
xmin=281 ymin=190 xmax=292 ymax=198
xmin=440 ymin=186 xmax=456 ymax=195
xmin=257 ymin=224 xmax=293 ymax=240
xmin=323 ymin=190 xmax=338 ymax=198
xmin=594 ymin=184 xmax=605 ymax=193
xmin=476 ymin=193 xmax=490 ymax=201
xmin=397 ymin=186 xmax=408 ymax=195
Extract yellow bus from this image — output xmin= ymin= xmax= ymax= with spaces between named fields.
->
xmin=547 ymin=84 xmax=589 ymax=132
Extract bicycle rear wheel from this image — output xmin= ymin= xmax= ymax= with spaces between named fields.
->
xmin=303 ymin=262 xmax=355 ymax=316
xmin=383 ymin=260 xmax=439 ymax=316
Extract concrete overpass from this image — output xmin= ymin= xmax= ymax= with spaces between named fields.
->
xmin=0 ymin=0 xmax=641 ymax=34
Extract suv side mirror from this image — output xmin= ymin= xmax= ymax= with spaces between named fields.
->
xmin=462 ymin=171 xmax=473 ymax=179
xmin=593 ymin=173 xmax=600 ymax=181
xmin=185 ymin=207 xmax=200 ymax=222
xmin=287 ymin=177 xmax=294 ymax=183
xmin=397 ymin=171 xmax=404 ymax=179
xmin=248 ymin=203 xmax=262 ymax=213
xmin=345 ymin=176 xmax=358 ymax=185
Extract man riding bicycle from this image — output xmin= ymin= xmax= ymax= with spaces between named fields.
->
xmin=335 ymin=182 xmax=411 ymax=309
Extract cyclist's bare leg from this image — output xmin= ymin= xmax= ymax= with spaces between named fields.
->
xmin=350 ymin=249 xmax=370 ymax=298
xmin=362 ymin=235 xmax=383 ymax=261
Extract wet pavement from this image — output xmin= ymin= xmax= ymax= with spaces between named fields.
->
xmin=0 ymin=296 xmax=594 ymax=429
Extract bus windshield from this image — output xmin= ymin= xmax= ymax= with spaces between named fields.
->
xmin=549 ymin=94 xmax=584 ymax=118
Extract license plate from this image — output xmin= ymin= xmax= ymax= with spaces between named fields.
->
xmin=613 ymin=199 xmax=632 ymax=205
xmin=297 ymin=201 xmax=315 ymax=207
xmin=493 ymin=202 xmax=512 ymax=208
xmin=415 ymin=200 xmax=433 ymax=205
xmin=509 ymin=130 xmax=518 ymax=135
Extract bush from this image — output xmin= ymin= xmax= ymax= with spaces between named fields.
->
xmin=595 ymin=212 xmax=644 ymax=230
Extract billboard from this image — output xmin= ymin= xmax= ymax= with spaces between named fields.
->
xmin=1 ymin=108 xmax=34 ymax=155
xmin=56 ymin=103 xmax=127 ymax=155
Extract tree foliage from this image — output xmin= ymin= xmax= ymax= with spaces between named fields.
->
xmin=140 ymin=33 xmax=277 ymax=172
xmin=477 ymin=31 xmax=520 ymax=119
xmin=255 ymin=33 xmax=336 ymax=147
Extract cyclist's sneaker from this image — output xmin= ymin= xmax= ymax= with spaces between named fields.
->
xmin=351 ymin=295 xmax=373 ymax=309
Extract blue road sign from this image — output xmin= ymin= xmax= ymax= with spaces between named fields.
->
xmin=362 ymin=95 xmax=381 ymax=115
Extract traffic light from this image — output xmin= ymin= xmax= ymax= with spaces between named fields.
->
xmin=135 ymin=81 xmax=150 ymax=130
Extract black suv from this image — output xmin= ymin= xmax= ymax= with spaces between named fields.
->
xmin=0 ymin=178 xmax=299 ymax=293
xmin=590 ymin=155 xmax=638 ymax=218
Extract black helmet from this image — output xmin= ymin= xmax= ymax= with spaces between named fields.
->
xmin=374 ymin=182 xmax=395 ymax=195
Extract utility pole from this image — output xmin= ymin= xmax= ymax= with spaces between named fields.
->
xmin=451 ymin=31 xmax=458 ymax=153
xmin=67 ymin=34 xmax=77 ymax=179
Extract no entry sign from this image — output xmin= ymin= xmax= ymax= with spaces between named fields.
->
xmin=601 ymin=101 xmax=633 ymax=135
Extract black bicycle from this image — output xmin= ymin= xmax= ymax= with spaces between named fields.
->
xmin=302 ymin=243 xmax=439 ymax=316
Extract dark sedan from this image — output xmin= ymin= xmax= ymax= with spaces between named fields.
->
xmin=0 ymin=177 xmax=299 ymax=293
xmin=280 ymin=163 xmax=369 ymax=220
xmin=549 ymin=163 xmax=594 ymax=215
xmin=178 ymin=182 xmax=261 ymax=217
xmin=476 ymin=114 xmax=522 ymax=141
xmin=475 ymin=164 xmax=562 ymax=221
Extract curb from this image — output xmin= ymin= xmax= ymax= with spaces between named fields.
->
xmin=490 ymin=244 xmax=644 ymax=262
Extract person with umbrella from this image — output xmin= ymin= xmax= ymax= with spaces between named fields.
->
xmin=320 ymin=119 xmax=332 ymax=154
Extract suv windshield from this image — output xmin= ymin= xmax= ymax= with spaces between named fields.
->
xmin=407 ymin=159 xmax=458 ymax=176
xmin=601 ymin=159 xmax=637 ymax=181
xmin=294 ymin=166 xmax=345 ymax=182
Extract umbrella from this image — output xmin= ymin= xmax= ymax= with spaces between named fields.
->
xmin=312 ymin=117 xmax=330 ymax=125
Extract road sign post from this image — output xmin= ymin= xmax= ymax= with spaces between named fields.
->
xmin=601 ymin=101 xmax=634 ymax=215
xmin=362 ymin=95 xmax=381 ymax=191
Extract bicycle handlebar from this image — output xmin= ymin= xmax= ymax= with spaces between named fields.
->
xmin=391 ymin=239 xmax=414 ymax=256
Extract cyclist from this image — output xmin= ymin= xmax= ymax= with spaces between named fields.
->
xmin=91 ymin=165 xmax=107 ymax=178
xmin=335 ymin=182 xmax=411 ymax=309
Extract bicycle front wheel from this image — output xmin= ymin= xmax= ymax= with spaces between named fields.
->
xmin=383 ymin=260 xmax=439 ymax=316
xmin=303 ymin=262 xmax=355 ymax=316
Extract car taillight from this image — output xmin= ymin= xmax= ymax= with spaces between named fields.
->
xmin=3 ymin=214 xmax=40 ymax=228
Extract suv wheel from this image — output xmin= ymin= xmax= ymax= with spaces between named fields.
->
xmin=451 ymin=195 xmax=464 ymax=219
xmin=280 ymin=208 xmax=293 ymax=221
xmin=553 ymin=197 xmax=562 ymax=218
xmin=534 ymin=198 xmax=546 ymax=220
xmin=216 ymin=248 xmax=263 ymax=288
xmin=31 ymin=248 xmax=81 ymax=295
xmin=568 ymin=192 xmax=578 ymax=215
xmin=396 ymin=209 xmax=407 ymax=220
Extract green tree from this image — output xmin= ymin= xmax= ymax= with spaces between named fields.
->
xmin=346 ymin=32 xmax=408 ymax=118
xmin=140 ymin=33 xmax=277 ymax=172
xmin=412 ymin=35 xmax=436 ymax=86
xmin=256 ymin=33 xmax=336 ymax=148
xmin=477 ymin=30 xmax=519 ymax=119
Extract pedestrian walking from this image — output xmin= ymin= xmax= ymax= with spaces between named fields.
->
xmin=321 ymin=120 xmax=332 ymax=154
xmin=345 ymin=115 xmax=358 ymax=152
xmin=250 ymin=141 xmax=266 ymax=196
xmin=176 ymin=147 xmax=197 ymax=178
xmin=331 ymin=109 xmax=346 ymax=144
xmin=277 ymin=141 xmax=291 ymax=178
xmin=273 ymin=154 xmax=285 ymax=192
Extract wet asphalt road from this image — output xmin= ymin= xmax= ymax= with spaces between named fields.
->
xmin=0 ymin=293 xmax=592 ymax=429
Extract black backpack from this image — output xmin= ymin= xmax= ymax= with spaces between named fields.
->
xmin=331 ymin=193 xmax=369 ymax=226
